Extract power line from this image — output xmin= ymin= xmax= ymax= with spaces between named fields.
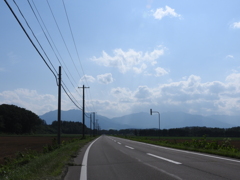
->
xmin=62 ymin=83 xmax=82 ymax=110
xmin=13 ymin=0 xmax=58 ymax=76
xmin=29 ymin=0 xmax=85 ymax=111
xmin=62 ymin=81 xmax=82 ymax=108
xmin=6 ymin=0 xmax=96 ymax=114
xmin=46 ymin=0 xmax=83 ymax=79
xmin=28 ymin=0 xmax=83 ymax=99
xmin=4 ymin=0 xmax=58 ymax=84
xmin=61 ymin=0 xmax=86 ymax=81
xmin=30 ymin=0 xmax=78 ymax=85
xmin=61 ymin=0 xmax=96 ymax=113
xmin=5 ymin=0 xmax=82 ymax=111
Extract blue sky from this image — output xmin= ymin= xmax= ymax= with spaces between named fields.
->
xmin=1 ymin=0 xmax=240 ymax=118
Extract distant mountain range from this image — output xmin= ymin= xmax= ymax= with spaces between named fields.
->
xmin=39 ymin=109 xmax=239 ymax=130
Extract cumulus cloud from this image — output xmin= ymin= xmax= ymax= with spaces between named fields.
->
xmin=133 ymin=63 xmax=147 ymax=74
xmin=134 ymin=86 xmax=151 ymax=99
xmin=152 ymin=6 xmax=181 ymax=20
xmin=111 ymin=87 xmax=132 ymax=98
xmin=155 ymin=67 xmax=168 ymax=76
xmin=232 ymin=21 xmax=240 ymax=29
xmin=0 ymin=89 xmax=56 ymax=115
xmin=97 ymin=73 xmax=114 ymax=84
xmin=106 ymin=73 xmax=240 ymax=117
xmin=91 ymin=47 xmax=164 ymax=73
xmin=3 ymin=73 xmax=240 ymax=118
xmin=80 ymin=75 xmax=95 ymax=83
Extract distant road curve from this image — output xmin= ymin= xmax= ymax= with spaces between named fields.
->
xmin=79 ymin=135 xmax=240 ymax=180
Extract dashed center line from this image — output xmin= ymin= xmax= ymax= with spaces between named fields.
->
xmin=117 ymin=142 xmax=121 ymax=144
xmin=147 ymin=153 xmax=182 ymax=165
xmin=125 ymin=145 xmax=134 ymax=149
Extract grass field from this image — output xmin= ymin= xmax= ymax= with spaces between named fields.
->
xmin=0 ymin=134 xmax=96 ymax=180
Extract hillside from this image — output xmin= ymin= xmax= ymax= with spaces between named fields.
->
xmin=40 ymin=109 xmax=131 ymax=130
xmin=0 ymin=104 xmax=44 ymax=134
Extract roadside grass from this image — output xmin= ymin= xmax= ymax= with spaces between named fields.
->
xmin=0 ymin=136 xmax=96 ymax=180
xmin=116 ymin=135 xmax=240 ymax=159
xmin=0 ymin=133 xmax=84 ymax=137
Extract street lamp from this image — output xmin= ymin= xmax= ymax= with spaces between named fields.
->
xmin=150 ymin=109 xmax=160 ymax=138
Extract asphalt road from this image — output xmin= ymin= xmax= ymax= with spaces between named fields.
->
xmin=65 ymin=135 xmax=240 ymax=180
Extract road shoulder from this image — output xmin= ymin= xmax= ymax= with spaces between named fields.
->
xmin=64 ymin=140 xmax=93 ymax=180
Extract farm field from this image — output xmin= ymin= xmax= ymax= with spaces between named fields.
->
xmin=0 ymin=135 xmax=82 ymax=165
xmin=157 ymin=138 xmax=240 ymax=150
xmin=142 ymin=136 xmax=240 ymax=150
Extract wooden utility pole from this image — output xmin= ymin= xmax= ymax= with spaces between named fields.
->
xmin=57 ymin=66 xmax=61 ymax=144
xmin=90 ymin=113 xmax=92 ymax=136
xmin=78 ymin=85 xmax=89 ymax=138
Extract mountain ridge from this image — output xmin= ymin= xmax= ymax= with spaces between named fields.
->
xmin=39 ymin=109 xmax=238 ymax=130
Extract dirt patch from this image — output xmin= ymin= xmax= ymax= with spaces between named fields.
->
xmin=0 ymin=136 xmax=79 ymax=165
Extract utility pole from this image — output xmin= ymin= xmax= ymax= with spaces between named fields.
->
xmin=90 ymin=113 xmax=92 ymax=136
xmin=57 ymin=66 xmax=61 ymax=145
xmin=96 ymin=119 xmax=98 ymax=135
xmin=93 ymin=112 xmax=95 ymax=136
xmin=78 ymin=85 xmax=89 ymax=139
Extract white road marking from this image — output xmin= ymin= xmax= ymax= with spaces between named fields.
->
xmin=125 ymin=145 xmax=134 ymax=149
xmin=144 ymin=162 xmax=183 ymax=180
xmin=80 ymin=137 xmax=101 ymax=180
xmin=117 ymin=137 xmax=240 ymax=163
xmin=147 ymin=153 xmax=182 ymax=165
xmin=118 ymin=142 xmax=121 ymax=144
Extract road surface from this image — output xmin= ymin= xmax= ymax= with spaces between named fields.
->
xmin=66 ymin=135 xmax=240 ymax=180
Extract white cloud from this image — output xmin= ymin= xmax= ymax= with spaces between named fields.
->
xmin=111 ymin=87 xmax=132 ymax=98
xmin=134 ymin=86 xmax=151 ymax=100
xmin=133 ymin=63 xmax=147 ymax=74
xmin=155 ymin=67 xmax=168 ymax=76
xmin=103 ymin=73 xmax=240 ymax=117
xmin=80 ymin=75 xmax=95 ymax=83
xmin=3 ymin=73 xmax=240 ymax=118
xmin=226 ymin=55 xmax=234 ymax=59
xmin=152 ymin=6 xmax=181 ymax=20
xmin=0 ymin=89 xmax=56 ymax=115
xmin=91 ymin=47 xmax=165 ymax=73
xmin=97 ymin=73 xmax=114 ymax=84
xmin=232 ymin=21 xmax=240 ymax=29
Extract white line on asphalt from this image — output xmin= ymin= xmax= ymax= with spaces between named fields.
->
xmin=117 ymin=137 xmax=240 ymax=163
xmin=147 ymin=153 xmax=182 ymax=165
xmin=80 ymin=137 xmax=101 ymax=180
xmin=125 ymin=145 xmax=134 ymax=149
xmin=117 ymin=142 xmax=121 ymax=144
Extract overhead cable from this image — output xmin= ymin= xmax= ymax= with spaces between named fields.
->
xmin=29 ymin=0 xmax=82 ymax=99
xmin=46 ymin=0 xmax=83 ymax=79
xmin=4 ymin=0 xmax=58 ymax=84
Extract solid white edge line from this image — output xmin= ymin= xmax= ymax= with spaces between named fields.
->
xmin=147 ymin=153 xmax=182 ymax=165
xmin=80 ymin=137 xmax=101 ymax=180
xmin=116 ymin=137 xmax=240 ymax=163
xmin=125 ymin=145 xmax=134 ymax=149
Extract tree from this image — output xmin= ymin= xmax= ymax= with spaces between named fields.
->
xmin=0 ymin=104 xmax=42 ymax=134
